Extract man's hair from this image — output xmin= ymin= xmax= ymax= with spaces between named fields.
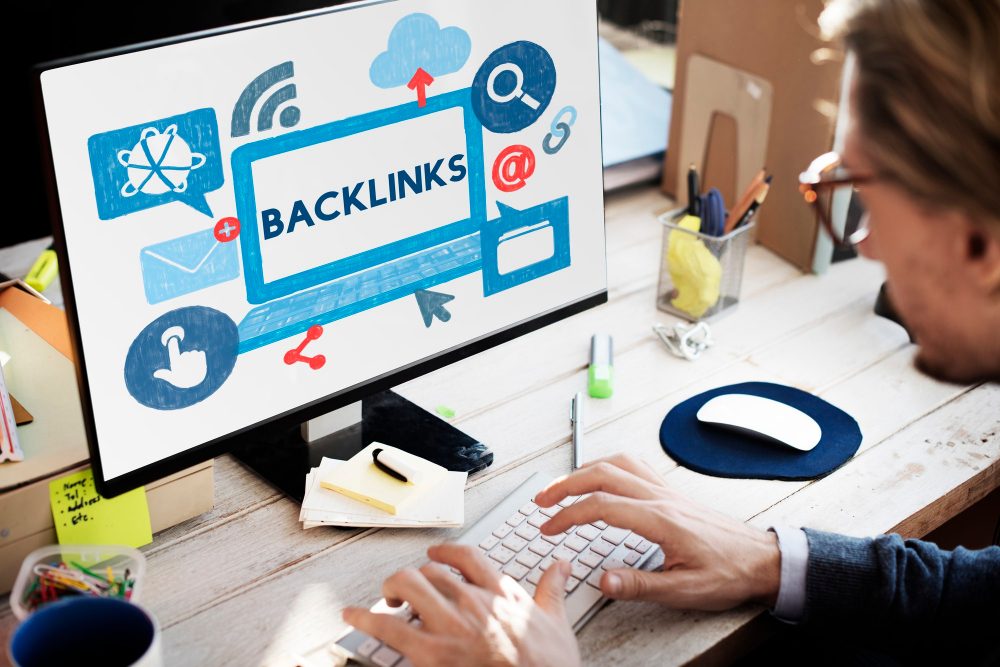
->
xmin=820 ymin=0 xmax=1000 ymax=228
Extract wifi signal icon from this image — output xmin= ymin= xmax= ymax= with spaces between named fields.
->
xmin=230 ymin=61 xmax=302 ymax=138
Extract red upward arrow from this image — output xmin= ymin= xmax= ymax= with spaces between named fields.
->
xmin=407 ymin=67 xmax=434 ymax=108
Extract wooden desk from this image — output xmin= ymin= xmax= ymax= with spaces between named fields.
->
xmin=2 ymin=186 xmax=997 ymax=666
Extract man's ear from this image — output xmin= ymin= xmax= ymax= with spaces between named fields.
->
xmin=963 ymin=218 xmax=1000 ymax=295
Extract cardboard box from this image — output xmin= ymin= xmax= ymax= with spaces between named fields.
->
xmin=663 ymin=0 xmax=845 ymax=271
xmin=0 ymin=282 xmax=214 ymax=594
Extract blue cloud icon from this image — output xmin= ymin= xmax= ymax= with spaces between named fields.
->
xmin=370 ymin=13 xmax=471 ymax=89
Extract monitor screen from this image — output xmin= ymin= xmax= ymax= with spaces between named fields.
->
xmin=37 ymin=0 xmax=607 ymax=494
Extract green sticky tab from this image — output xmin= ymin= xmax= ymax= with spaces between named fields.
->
xmin=435 ymin=405 xmax=456 ymax=419
xmin=49 ymin=468 xmax=153 ymax=548
xmin=588 ymin=364 xmax=614 ymax=399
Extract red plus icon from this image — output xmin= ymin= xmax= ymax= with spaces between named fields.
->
xmin=214 ymin=217 xmax=241 ymax=243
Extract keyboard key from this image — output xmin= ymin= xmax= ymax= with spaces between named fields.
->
xmin=565 ymin=576 xmax=582 ymax=593
xmin=553 ymin=546 xmax=576 ymax=562
xmin=624 ymin=551 xmax=641 ymax=566
xmin=601 ymin=527 xmax=630 ymax=545
xmin=371 ymin=646 xmax=401 ymax=666
xmin=527 ymin=568 xmax=544 ymax=585
xmin=601 ymin=546 xmax=631 ymax=571
xmin=578 ymin=550 xmax=604 ymax=568
xmin=528 ymin=539 xmax=554 ymax=557
xmin=586 ymin=568 xmax=605 ymax=589
xmin=493 ymin=524 xmax=514 ymax=539
xmin=519 ymin=502 xmax=538 ymax=516
xmin=516 ymin=525 xmax=540 ymax=541
xmin=527 ymin=513 xmax=549 ymax=528
xmin=575 ymin=524 xmax=601 ymax=541
xmin=625 ymin=534 xmax=641 ymax=549
xmin=558 ymin=495 xmax=579 ymax=508
xmin=590 ymin=540 xmax=614 ymax=557
xmin=539 ymin=506 xmax=560 ymax=517
xmin=538 ymin=556 xmax=555 ymax=571
xmin=593 ymin=520 xmax=608 ymax=530
xmin=635 ymin=539 xmax=653 ymax=554
xmin=564 ymin=535 xmax=589 ymax=552
xmin=516 ymin=551 xmax=543 ymax=568
xmin=357 ymin=636 xmax=382 ymax=658
xmin=506 ymin=513 xmax=526 ymax=527
xmin=479 ymin=536 xmax=500 ymax=551
xmin=503 ymin=562 xmax=531 ymax=581
xmin=489 ymin=546 xmax=517 ymax=565
xmin=501 ymin=535 xmax=528 ymax=552
xmin=570 ymin=562 xmax=592 ymax=581
xmin=541 ymin=532 xmax=565 ymax=546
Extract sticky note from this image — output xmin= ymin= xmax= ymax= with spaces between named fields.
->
xmin=49 ymin=469 xmax=153 ymax=548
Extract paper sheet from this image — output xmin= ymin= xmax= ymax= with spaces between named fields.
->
xmin=49 ymin=468 xmax=152 ymax=547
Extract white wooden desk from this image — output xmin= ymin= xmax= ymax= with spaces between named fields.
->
xmin=2 ymin=186 xmax=998 ymax=666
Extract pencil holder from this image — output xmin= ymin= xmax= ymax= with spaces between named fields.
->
xmin=656 ymin=209 xmax=756 ymax=322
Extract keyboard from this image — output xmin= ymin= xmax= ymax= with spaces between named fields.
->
xmin=237 ymin=234 xmax=482 ymax=353
xmin=334 ymin=472 xmax=660 ymax=666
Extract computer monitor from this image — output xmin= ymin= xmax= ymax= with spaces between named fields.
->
xmin=35 ymin=0 xmax=607 ymax=499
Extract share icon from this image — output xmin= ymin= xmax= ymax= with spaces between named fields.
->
xmin=283 ymin=325 xmax=326 ymax=370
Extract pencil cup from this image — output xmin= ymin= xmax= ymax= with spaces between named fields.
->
xmin=8 ymin=597 xmax=162 ymax=667
xmin=656 ymin=209 xmax=756 ymax=322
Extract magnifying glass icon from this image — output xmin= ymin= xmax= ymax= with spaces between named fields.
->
xmin=486 ymin=63 xmax=540 ymax=110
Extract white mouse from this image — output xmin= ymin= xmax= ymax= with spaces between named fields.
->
xmin=696 ymin=393 xmax=822 ymax=452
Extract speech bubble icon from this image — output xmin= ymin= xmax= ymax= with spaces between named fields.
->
xmin=87 ymin=108 xmax=224 ymax=219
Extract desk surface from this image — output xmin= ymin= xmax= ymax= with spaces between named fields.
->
xmin=2 ymin=186 xmax=998 ymax=666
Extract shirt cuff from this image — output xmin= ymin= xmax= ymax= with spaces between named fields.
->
xmin=769 ymin=525 xmax=809 ymax=623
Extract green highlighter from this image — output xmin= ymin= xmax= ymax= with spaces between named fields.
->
xmin=588 ymin=334 xmax=614 ymax=398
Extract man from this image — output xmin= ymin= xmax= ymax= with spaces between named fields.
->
xmin=343 ymin=0 xmax=1000 ymax=663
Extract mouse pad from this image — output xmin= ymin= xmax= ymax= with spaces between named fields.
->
xmin=660 ymin=382 xmax=862 ymax=481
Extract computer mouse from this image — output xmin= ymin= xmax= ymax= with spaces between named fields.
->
xmin=696 ymin=393 xmax=822 ymax=452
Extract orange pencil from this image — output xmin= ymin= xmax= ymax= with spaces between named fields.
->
xmin=725 ymin=168 xmax=767 ymax=234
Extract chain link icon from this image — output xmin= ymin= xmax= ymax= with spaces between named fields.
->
xmin=542 ymin=106 xmax=578 ymax=155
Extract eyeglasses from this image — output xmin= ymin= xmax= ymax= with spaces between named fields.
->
xmin=799 ymin=151 xmax=875 ymax=248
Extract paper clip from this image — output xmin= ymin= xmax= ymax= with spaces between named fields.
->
xmin=652 ymin=322 xmax=715 ymax=361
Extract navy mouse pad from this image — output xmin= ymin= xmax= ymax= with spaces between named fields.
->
xmin=660 ymin=382 xmax=862 ymax=481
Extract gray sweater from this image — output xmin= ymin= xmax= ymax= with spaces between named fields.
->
xmin=803 ymin=529 xmax=1000 ymax=660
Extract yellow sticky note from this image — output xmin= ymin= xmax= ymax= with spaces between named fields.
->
xmin=49 ymin=468 xmax=152 ymax=548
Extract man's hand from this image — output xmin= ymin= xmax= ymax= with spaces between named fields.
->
xmin=534 ymin=454 xmax=781 ymax=611
xmin=343 ymin=543 xmax=581 ymax=667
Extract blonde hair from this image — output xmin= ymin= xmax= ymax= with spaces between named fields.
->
xmin=820 ymin=0 xmax=1000 ymax=228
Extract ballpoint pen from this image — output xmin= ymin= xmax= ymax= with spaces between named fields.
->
xmin=571 ymin=392 xmax=583 ymax=469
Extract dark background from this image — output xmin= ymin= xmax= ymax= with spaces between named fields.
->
xmin=18 ymin=0 xmax=677 ymax=246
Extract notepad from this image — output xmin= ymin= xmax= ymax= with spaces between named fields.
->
xmin=319 ymin=443 xmax=447 ymax=515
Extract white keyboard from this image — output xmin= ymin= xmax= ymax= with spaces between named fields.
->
xmin=334 ymin=472 xmax=660 ymax=666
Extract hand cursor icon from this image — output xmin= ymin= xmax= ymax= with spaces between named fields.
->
xmin=152 ymin=326 xmax=208 ymax=389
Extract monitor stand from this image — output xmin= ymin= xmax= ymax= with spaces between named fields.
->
xmin=230 ymin=390 xmax=493 ymax=502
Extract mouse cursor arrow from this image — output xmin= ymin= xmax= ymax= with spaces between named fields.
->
xmin=414 ymin=289 xmax=455 ymax=328
xmin=408 ymin=67 xmax=434 ymax=108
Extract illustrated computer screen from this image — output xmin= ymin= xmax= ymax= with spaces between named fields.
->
xmin=36 ymin=0 xmax=607 ymax=497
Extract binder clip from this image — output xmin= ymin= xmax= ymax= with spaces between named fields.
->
xmin=652 ymin=321 xmax=715 ymax=361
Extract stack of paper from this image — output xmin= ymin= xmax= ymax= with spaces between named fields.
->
xmin=299 ymin=452 xmax=466 ymax=529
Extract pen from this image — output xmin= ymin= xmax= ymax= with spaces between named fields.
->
xmin=571 ymin=392 xmax=584 ymax=469
xmin=25 ymin=244 xmax=58 ymax=293
xmin=735 ymin=176 xmax=773 ymax=229
xmin=687 ymin=164 xmax=700 ymax=217
xmin=725 ymin=168 xmax=767 ymax=234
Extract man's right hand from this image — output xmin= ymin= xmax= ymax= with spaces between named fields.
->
xmin=534 ymin=454 xmax=781 ymax=611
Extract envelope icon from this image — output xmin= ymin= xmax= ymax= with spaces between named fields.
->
xmin=140 ymin=229 xmax=240 ymax=304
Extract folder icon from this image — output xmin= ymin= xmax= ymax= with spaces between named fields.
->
xmin=482 ymin=197 xmax=571 ymax=296
xmin=139 ymin=229 xmax=240 ymax=304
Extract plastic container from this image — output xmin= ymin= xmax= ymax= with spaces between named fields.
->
xmin=9 ymin=544 xmax=146 ymax=620
xmin=656 ymin=208 xmax=756 ymax=322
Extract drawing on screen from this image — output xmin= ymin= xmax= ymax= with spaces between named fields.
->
xmin=88 ymin=108 xmax=224 ymax=219
xmin=472 ymin=42 xmax=556 ymax=134
xmin=370 ymin=13 xmax=471 ymax=99
xmin=492 ymin=144 xmax=536 ymax=193
xmin=124 ymin=306 xmax=238 ymax=410
xmin=542 ymin=105 xmax=577 ymax=155
xmin=231 ymin=62 xmax=302 ymax=138
xmin=414 ymin=289 xmax=454 ymax=327
xmin=139 ymin=228 xmax=240 ymax=305
xmin=283 ymin=325 xmax=326 ymax=369
xmin=481 ymin=198 xmax=571 ymax=296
